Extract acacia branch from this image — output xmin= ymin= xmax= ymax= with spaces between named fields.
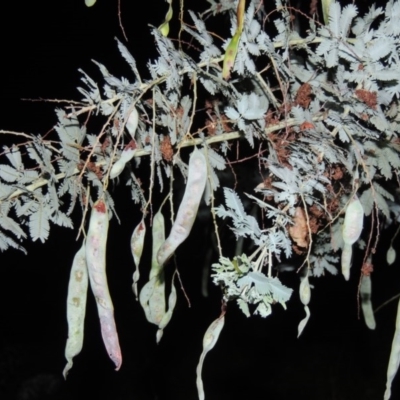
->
xmin=0 ymin=114 xmax=324 ymax=205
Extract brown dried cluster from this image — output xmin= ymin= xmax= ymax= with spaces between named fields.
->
xmin=268 ymin=130 xmax=297 ymax=168
xmin=289 ymin=207 xmax=309 ymax=253
xmin=295 ymin=83 xmax=312 ymax=109
xmin=355 ymin=89 xmax=377 ymax=110
xmin=160 ymin=135 xmax=174 ymax=162
xmin=78 ymin=160 xmax=103 ymax=179
xmin=288 ymin=204 xmax=325 ymax=254
xmin=204 ymin=100 xmax=233 ymax=136
xmin=329 ymin=164 xmax=344 ymax=181
xmin=361 ymin=262 xmax=374 ymax=276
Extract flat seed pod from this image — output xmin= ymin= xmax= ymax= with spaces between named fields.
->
xmin=341 ymin=243 xmax=352 ymax=281
xmin=387 ymin=246 xmax=396 ymax=266
xmin=360 ymin=275 xmax=376 ymax=330
xmin=156 ymin=279 xmax=177 ymax=343
xmin=110 ymin=148 xmax=136 ymax=179
xmin=63 ymin=240 xmax=88 ymax=378
xmin=297 ymin=305 xmax=311 ymax=338
xmin=384 ymin=298 xmax=400 ymax=400
xmin=342 ymin=196 xmax=364 ymax=245
xmin=157 ymin=148 xmax=207 ymax=266
xmin=139 ymin=210 xmax=166 ymax=325
xmin=196 ymin=315 xmax=225 ymax=400
xmin=86 ymin=199 xmax=122 ymax=370
xmin=299 ymin=272 xmax=311 ymax=306
xmin=149 ymin=280 xmax=166 ymax=326
xmin=149 ymin=211 xmax=167 ymax=325
xmin=139 ymin=277 xmax=157 ymax=323
xmin=125 ymin=107 xmax=139 ymax=139
xmin=131 ymin=219 xmax=146 ymax=299
xmin=297 ymin=272 xmax=311 ymax=337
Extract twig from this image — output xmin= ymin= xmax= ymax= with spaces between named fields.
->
xmin=117 ymin=0 xmax=128 ymax=42
xmin=375 ymin=293 xmax=400 ymax=314
xmin=0 ymin=114 xmax=325 ymax=205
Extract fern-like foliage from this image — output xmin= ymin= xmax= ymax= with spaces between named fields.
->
xmin=2 ymin=1 xmax=400 ymax=398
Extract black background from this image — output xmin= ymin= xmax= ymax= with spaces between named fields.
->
xmin=1 ymin=1 xmax=400 ymax=399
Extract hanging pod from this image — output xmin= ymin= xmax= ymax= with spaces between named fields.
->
xmin=341 ymin=195 xmax=364 ymax=280
xmin=63 ymin=240 xmax=88 ymax=378
xmin=86 ymin=199 xmax=122 ymax=370
xmin=157 ymin=147 xmax=207 ymax=266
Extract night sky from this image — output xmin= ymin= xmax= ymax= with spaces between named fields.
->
xmin=0 ymin=1 xmax=400 ymax=399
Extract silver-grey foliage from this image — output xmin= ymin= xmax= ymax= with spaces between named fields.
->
xmin=2 ymin=0 xmax=400 ymax=398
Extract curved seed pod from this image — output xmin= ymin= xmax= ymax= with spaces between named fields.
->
xmin=86 ymin=199 xmax=122 ymax=370
xmin=139 ymin=277 xmax=157 ymax=323
xmin=360 ymin=275 xmax=376 ymax=330
xmin=222 ymin=0 xmax=245 ymax=80
xmin=158 ymin=0 xmax=173 ymax=37
xmin=387 ymin=246 xmax=396 ymax=266
xmin=297 ymin=272 xmax=311 ymax=338
xmin=156 ymin=279 xmax=177 ymax=343
xmin=384 ymin=298 xmax=400 ymax=400
xmin=196 ymin=315 xmax=225 ymax=400
xmin=157 ymin=148 xmax=207 ymax=266
xmin=131 ymin=219 xmax=146 ymax=299
xmin=63 ymin=240 xmax=88 ymax=378
xmin=297 ymin=306 xmax=311 ymax=338
xmin=125 ymin=107 xmax=139 ymax=140
xmin=110 ymin=148 xmax=136 ymax=179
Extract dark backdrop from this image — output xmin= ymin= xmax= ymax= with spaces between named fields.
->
xmin=0 ymin=1 xmax=399 ymax=399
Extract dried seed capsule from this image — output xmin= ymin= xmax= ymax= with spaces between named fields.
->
xmin=341 ymin=196 xmax=364 ymax=280
xmin=63 ymin=240 xmax=88 ymax=378
xmin=157 ymin=148 xmax=207 ymax=266
xmin=86 ymin=199 xmax=122 ymax=370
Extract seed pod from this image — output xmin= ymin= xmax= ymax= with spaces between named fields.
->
xmin=297 ymin=272 xmax=311 ymax=338
xmin=131 ymin=219 xmax=146 ymax=299
xmin=341 ymin=243 xmax=352 ymax=281
xmin=387 ymin=246 xmax=396 ymax=266
xmin=156 ymin=279 xmax=177 ymax=343
xmin=86 ymin=199 xmax=122 ymax=370
xmin=342 ymin=196 xmax=364 ymax=245
xmin=125 ymin=107 xmax=139 ymax=139
xmin=297 ymin=306 xmax=311 ymax=338
xmin=110 ymin=147 xmax=136 ymax=179
xmin=222 ymin=0 xmax=245 ymax=80
xmin=157 ymin=148 xmax=207 ymax=266
xmin=196 ymin=315 xmax=225 ymax=400
xmin=299 ymin=272 xmax=311 ymax=306
xmin=360 ymin=275 xmax=376 ymax=330
xmin=341 ymin=196 xmax=364 ymax=281
xmin=158 ymin=0 xmax=173 ymax=37
xmin=63 ymin=240 xmax=88 ymax=378
xmin=384 ymin=298 xmax=400 ymax=400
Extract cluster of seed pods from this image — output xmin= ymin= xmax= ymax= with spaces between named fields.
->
xmin=64 ymin=199 xmax=122 ymax=375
